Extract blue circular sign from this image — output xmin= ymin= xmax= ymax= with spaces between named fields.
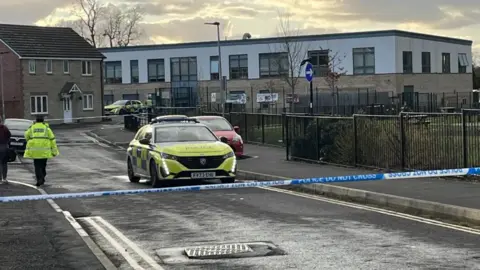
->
xmin=305 ymin=62 xmax=313 ymax=82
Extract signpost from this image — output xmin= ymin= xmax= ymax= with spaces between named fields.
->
xmin=305 ymin=62 xmax=314 ymax=115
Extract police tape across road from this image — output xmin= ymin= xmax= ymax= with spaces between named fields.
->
xmin=0 ymin=167 xmax=478 ymax=203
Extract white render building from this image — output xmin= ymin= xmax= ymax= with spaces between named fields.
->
xmin=99 ymin=30 xmax=473 ymax=110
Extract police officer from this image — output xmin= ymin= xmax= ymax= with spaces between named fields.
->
xmin=23 ymin=115 xmax=59 ymax=186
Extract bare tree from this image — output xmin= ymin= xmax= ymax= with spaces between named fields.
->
xmin=72 ymin=0 xmax=106 ymax=47
xmin=103 ymin=4 xmax=144 ymax=47
xmin=320 ymin=48 xmax=347 ymax=115
xmin=269 ymin=11 xmax=309 ymax=112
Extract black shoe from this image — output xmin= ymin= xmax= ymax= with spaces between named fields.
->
xmin=35 ymin=182 xmax=41 ymax=187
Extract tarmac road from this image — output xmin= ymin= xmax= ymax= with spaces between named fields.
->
xmin=12 ymin=126 xmax=480 ymax=269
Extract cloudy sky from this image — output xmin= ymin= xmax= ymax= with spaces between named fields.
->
xmin=1 ymin=0 xmax=480 ymax=54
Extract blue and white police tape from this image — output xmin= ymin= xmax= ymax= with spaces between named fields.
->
xmin=1 ymin=167 xmax=479 ymax=203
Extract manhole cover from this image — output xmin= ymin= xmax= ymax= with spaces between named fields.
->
xmin=184 ymin=244 xmax=253 ymax=259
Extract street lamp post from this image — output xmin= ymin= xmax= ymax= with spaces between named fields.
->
xmin=0 ymin=51 xmax=8 ymax=121
xmin=204 ymin=21 xmax=225 ymax=116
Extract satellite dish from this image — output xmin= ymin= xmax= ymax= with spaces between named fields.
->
xmin=242 ymin=33 xmax=251 ymax=40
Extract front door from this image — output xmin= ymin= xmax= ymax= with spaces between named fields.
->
xmin=63 ymin=96 xmax=72 ymax=123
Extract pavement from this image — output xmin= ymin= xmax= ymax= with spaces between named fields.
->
xmin=0 ymin=164 xmax=105 ymax=270
xmin=43 ymin=124 xmax=480 ymax=268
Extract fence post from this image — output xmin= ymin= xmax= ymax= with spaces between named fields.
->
xmin=462 ymin=109 xmax=468 ymax=168
xmin=285 ymin=113 xmax=290 ymax=160
xmin=244 ymin=113 xmax=248 ymax=141
xmin=353 ymin=115 xmax=358 ymax=166
xmin=261 ymin=114 xmax=265 ymax=144
xmin=316 ymin=117 xmax=321 ymax=161
xmin=400 ymin=112 xmax=406 ymax=169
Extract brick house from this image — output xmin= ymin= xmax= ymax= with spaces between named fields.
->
xmin=0 ymin=24 xmax=105 ymax=123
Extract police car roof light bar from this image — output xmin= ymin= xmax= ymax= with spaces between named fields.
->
xmin=151 ymin=117 xmax=200 ymax=124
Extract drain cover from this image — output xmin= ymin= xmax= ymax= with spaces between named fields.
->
xmin=184 ymin=244 xmax=253 ymax=259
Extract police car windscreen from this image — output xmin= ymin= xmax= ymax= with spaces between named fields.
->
xmin=197 ymin=118 xmax=233 ymax=131
xmin=111 ymin=100 xmax=128 ymax=105
xmin=154 ymin=126 xmax=218 ymax=143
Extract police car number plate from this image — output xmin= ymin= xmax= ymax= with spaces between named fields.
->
xmin=10 ymin=142 xmax=22 ymax=146
xmin=191 ymin=172 xmax=216 ymax=179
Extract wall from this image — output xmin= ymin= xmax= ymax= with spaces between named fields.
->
xmin=395 ymin=37 xmax=472 ymax=74
xmin=22 ymin=59 xmax=103 ymax=121
xmin=101 ymin=35 xmax=397 ymax=83
xmin=0 ymin=41 xmax=23 ymax=118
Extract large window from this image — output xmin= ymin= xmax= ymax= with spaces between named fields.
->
xmin=308 ymin=50 xmax=329 ymax=76
xmin=421 ymin=52 xmax=431 ymax=73
xmin=171 ymin=57 xmax=197 ymax=81
xmin=259 ymin=53 xmax=288 ymax=78
xmin=442 ymin=53 xmax=451 ymax=73
xmin=130 ymin=60 xmax=139 ymax=83
xmin=402 ymin=51 xmax=412 ymax=73
xmin=353 ymin=47 xmax=375 ymax=75
xmin=147 ymin=59 xmax=165 ymax=82
xmin=458 ymin=53 xmax=468 ymax=74
xmin=229 ymin=54 xmax=248 ymax=79
xmin=210 ymin=56 xmax=219 ymax=80
xmin=30 ymin=95 xmax=48 ymax=114
xmin=105 ymin=61 xmax=122 ymax=84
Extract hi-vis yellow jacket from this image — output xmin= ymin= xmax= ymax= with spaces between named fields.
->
xmin=23 ymin=122 xmax=59 ymax=159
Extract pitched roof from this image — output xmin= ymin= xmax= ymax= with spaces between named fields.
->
xmin=0 ymin=24 xmax=105 ymax=59
xmin=60 ymin=82 xmax=82 ymax=94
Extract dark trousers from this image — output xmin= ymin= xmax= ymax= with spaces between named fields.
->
xmin=33 ymin=159 xmax=47 ymax=182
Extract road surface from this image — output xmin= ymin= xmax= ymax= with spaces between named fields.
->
xmin=8 ymin=125 xmax=480 ymax=269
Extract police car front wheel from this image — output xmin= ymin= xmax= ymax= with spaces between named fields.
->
xmin=127 ymin=158 xmax=140 ymax=183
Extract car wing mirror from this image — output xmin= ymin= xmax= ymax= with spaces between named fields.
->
xmin=219 ymin=137 xmax=228 ymax=144
xmin=139 ymin=138 xmax=150 ymax=145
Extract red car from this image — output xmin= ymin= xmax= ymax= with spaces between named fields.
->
xmin=192 ymin=115 xmax=244 ymax=157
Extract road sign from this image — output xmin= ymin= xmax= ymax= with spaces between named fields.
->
xmin=305 ymin=62 xmax=313 ymax=82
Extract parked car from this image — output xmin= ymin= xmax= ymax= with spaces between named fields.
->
xmin=4 ymin=118 xmax=33 ymax=153
xmin=191 ymin=116 xmax=244 ymax=157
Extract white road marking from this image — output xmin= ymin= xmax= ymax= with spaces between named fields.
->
xmin=93 ymin=216 xmax=164 ymax=270
xmin=83 ymin=217 xmax=146 ymax=270
xmin=8 ymin=180 xmax=62 ymax=212
xmin=259 ymin=186 xmax=480 ymax=236
xmin=7 ymin=179 xmax=116 ymax=269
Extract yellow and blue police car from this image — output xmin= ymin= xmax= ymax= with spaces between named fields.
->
xmin=126 ymin=118 xmax=236 ymax=187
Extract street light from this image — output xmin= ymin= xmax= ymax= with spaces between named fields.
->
xmin=204 ymin=21 xmax=225 ymax=116
xmin=0 ymin=51 xmax=8 ymax=121
xmin=300 ymin=57 xmax=314 ymax=115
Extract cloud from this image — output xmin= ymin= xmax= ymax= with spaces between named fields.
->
xmin=0 ymin=0 xmax=69 ymax=24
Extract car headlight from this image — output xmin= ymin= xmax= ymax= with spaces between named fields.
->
xmin=231 ymin=134 xmax=243 ymax=143
xmin=223 ymin=151 xmax=235 ymax=159
xmin=160 ymin=153 xmax=177 ymax=160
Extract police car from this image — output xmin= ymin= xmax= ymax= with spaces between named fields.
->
xmin=126 ymin=118 xmax=236 ymax=187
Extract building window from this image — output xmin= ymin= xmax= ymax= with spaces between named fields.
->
xmin=171 ymin=57 xmax=197 ymax=81
xmin=402 ymin=51 xmax=412 ymax=73
xmin=210 ymin=56 xmax=219 ymax=80
xmin=130 ymin=60 xmax=139 ymax=83
xmin=83 ymin=94 xmax=94 ymax=110
xmin=105 ymin=61 xmax=122 ymax=84
xmin=30 ymin=95 xmax=48 ymax=114
xmin=29 ymin=60 xmax=36 ymax=74
xmin=308 ymin=50 xmax=329 ymax=76
xmin=82 ymin=60 xmax=92 ymax=75
xmin=259 ymin=53 xmax=288 ymax=78
xmin=63 ymin=60 xmax=69 ymax=74
xmin=353 ymin=47 xmax=375 ymax=74
xmin=229 ymin=54 xmax=248 ymax=79
xmin=147 ymin=59 xmax=165 ymax=82
xmin=442 ymin=53 xmax=450 ymax=73
xmin=104 ymin=94 xmax=114 ymax=105
xmin=421 ymin=52 xmax=431 ymax=73
xmin=45 ymin=59 xmax=53 ymax=74
xmin=458 ymin=53 xmax=468 ymax=74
